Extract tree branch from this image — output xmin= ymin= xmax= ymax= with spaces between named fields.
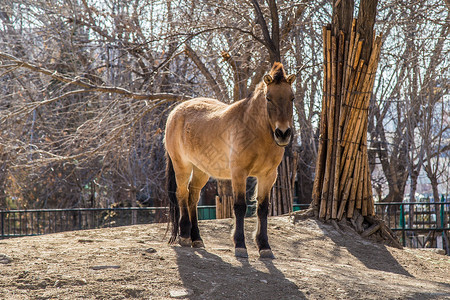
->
xmin=0 ymin=52 xmax=189 ymax=102
xmin=251 ymin=0 xmax=279 ymax=63
xmin=184 ymin=45 xmax=225 ymax=101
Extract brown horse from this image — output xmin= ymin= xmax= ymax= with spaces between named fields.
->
xmin=165 ymin=62 xmax=295 ymax=258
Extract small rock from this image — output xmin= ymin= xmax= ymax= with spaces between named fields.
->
xmin=0 ymin=254 xmax=12 ymax=264
xmin=260 ymin=279 xmax=268 ymax=284
xmin=18 ymin=271 xmax=29 ymax=279
xmin=169 ymin=288 xmax=193 ymax=298
xmin=54 ymin=280 xmax=65 ymax=288
xmin=78 ymin=239 xmax=95 ymax=243
xmin=75 ymin=278 xmax=88 ymax=285
xmin=212 ymin=248 xmax=231 ymax=252
xmin=145 ymin=247 xmax=157 ymax=253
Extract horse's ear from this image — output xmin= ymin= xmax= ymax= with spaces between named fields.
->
xmin=286 ymin=74 xmax=296 ymax=85
xmin=264 ymin=74 xmax=273 ymax=85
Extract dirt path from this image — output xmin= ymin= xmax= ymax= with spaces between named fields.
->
xmin=1 ymin=216 xmax=449 ymax=299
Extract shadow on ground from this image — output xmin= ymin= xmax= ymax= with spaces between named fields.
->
xmin=174 ymin=247 xmax=305 ymax=300
xmin=316 ymin=221 xmax=413 ymax=277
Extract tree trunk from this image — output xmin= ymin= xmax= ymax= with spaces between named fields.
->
xmin=429 ymin=176 xmax=443 ymax=228
xmin=408 ymin=170 xmax=419 ymax=229
xmin=216 ymin=180 xmax=234 ymax=219
xmin=0 ymin=151 xmax=7 ymax=209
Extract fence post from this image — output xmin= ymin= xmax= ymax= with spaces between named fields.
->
xmin=400 ymin=204 xmax=406 ymax=247
xmin=78 ymin=210 xmax=82 ymax=230
xmin=1 ymin=210 xmax=4 ymax=239
xmin=441 ymin=195 xmax=445 ymax=229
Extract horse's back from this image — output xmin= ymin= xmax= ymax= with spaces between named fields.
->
xmin=166 ymin=98 xmax=229 ymax=133
xmin=165 ymin=97 xmax=233 ymax=177
xmin=172 ymin=97 xmax=227 ymax=115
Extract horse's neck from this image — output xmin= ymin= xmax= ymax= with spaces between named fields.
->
xmin=242 ymin=89 xmax=272 ymax=133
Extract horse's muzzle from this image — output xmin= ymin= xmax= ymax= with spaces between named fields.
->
xmin=274 ymin=127 xmax=292 ymax=147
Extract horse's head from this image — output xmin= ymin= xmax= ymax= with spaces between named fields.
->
xmin=263 ymin=62 xmax=296 ymax=147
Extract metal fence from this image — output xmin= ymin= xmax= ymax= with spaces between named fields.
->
xmin=374 ymin=202 xmax=450 ymax=249
xmin=2 ymin=203 xmax=449 ymax=253
xmin=0 ymin=206 xmax=220 ymax=239
xmin=0 ymin=207 xmax=164 ymax=239
xmin=1 ymin=205 xmax=309 ymax=239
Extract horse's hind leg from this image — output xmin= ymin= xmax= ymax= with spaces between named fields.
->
xmin=188 ymin=167 xmax=209 ymax=248
xmin=173 ymin=162 xmax=193 ymax=247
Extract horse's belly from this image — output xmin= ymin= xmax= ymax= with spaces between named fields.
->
xmin=188 ymin=149 xmax=232 ymax=179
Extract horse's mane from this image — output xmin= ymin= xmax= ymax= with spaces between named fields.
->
xmin=245 ymin=62 xmax=287 ymax=102
xmin=269 ymin=62 xmax=288 ymax=84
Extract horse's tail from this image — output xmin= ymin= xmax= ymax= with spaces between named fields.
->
xmin=166 ymin=153 xmax=179 ymax=244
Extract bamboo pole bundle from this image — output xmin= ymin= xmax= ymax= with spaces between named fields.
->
xmin=314 ymin=19 xmax=382 ymax=220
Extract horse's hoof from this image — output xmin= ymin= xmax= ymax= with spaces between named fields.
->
xmin=234 ymin=248 xmax=248 ymax=258
xmin=192 ymin=240 xmax=205 ymax=248
xmin=259 ymin=249 xmax=275 ymax=259
xmin=179 ymin=237 xmax=192 ymax=247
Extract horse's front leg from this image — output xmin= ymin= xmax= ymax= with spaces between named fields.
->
xmin=231 ymin=170 xmax=248 ymax=258
xmin=255 ymin=172 xmax=277 ymax=259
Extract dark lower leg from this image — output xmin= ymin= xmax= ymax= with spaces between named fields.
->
xmin=256 ymin=197 xmax=270 ymax=251
xmin=179 ymin=206 xmax=191 ymax=239
xmin=189 ymin=209 xmax=201 ymax=242
xmin=233 ymin=194 xmax=247 ymax=249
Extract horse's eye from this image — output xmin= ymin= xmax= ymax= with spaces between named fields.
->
xmin=291 ymin=97 xmax=295 ymax=102
xmin=266 ymin=97 xmax=271 ymax=102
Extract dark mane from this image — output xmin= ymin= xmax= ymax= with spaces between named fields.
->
xmin=269 ymin=62 xmax=287 ymax=84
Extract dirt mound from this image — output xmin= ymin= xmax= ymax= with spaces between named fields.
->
xmin=1 ymin=216 xmax=449 ymax=299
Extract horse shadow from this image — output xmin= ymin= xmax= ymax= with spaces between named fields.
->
xmin=173 ymin=247 xmax=305 ymax=300
xmin=316 ymin=221 xmax=413 ymax=277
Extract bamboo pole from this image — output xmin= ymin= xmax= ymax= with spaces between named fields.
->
xmin=329 ymin=34 xmax=339 ymax=219
xmin=339 ymin=149 xmax=361 ymax=219
xmin=216 ymin=196 xmax=222 ymax=219
xmin=312 ymin=26 xmax=329 ymax=208
xmin=366 ymin=159 xmax=374 ymax=216
xmin=281 ymin=159 xmax=289 ymax=214
xmin=340 ymin=177 xmax=353 ymax=217
xmin=324 ymin=31 xmax=336 ymax=220
xmin=276 ymin=180 xmax=281 ymax=215
xmin=361 ymin=161 xmax=369 ymax=216
xmin=331 ymin=31 xmax=345 ymax=219
xmin=356 ymin=161 xmax=364 ymax=210
xmin=319 ymin=27 xmax=333 ymax=219
xmin=342 ymin=19 xmax=357 ymax=98
xmin=347 ymin=150 xmax=362 ymax=216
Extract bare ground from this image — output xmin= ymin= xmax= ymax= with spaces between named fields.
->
xmin=1 ymin=215 xmax=449 ymax=300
